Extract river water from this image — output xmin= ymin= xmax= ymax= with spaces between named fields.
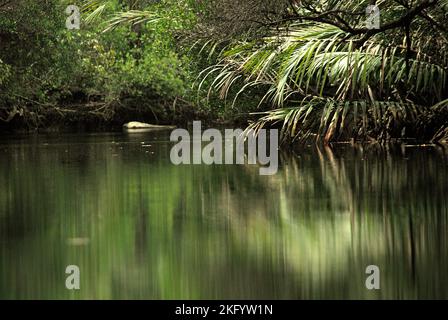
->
xmin=0 ymin=132 xmax=447 ymax=299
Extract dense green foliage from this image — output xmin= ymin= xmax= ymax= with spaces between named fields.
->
xmin=0 ymin=0 xmax=447 ymax=143
xmin=0 ymin=0 xmax=203 ymax=127
xmin=199 ymin=0 xmax=448 ymax=143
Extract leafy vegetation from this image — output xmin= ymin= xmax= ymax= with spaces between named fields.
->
xmin=199 ymin=0 xmax=448 ymax=143
xmin=0 ymin=0 xmax=447 ymax=143
xmin=0 ymin=0 xmax=202 ymax=128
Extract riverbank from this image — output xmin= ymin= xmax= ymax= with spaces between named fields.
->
xmin=0 ymin=100 xmax=253 ymax=134
xmin=2 ymin=1 xmax=447 ymax=143
xmin=1 ymin=103 xmax=447 ymax=148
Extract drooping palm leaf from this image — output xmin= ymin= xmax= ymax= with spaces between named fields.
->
xmin=103 ymin=10 xmax=162 ymax=32
xmin=245 ymin=96 xmax=442 ymax=143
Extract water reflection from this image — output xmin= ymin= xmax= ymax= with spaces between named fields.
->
xmin=0 ymin=133 xmax=447 ymax=299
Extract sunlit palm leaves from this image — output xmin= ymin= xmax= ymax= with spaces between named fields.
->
xmin=103 ymin=10 xmax=162 ymax=32
xmin=81 ymin=0 xmax=111 ymax=24
xmin=204 ymin=23 xmax=447 ymax=104
xmin=201 ymin=18 xmax=448 ymax=143
xmin=80 ymin=0 xmax=162 ymax=30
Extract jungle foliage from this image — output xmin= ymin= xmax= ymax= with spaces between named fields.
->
xmin=198 ymin=0 xmax=448 ymax=143
xmin=0 ymin=0 xmax=447 ymax=143
xmin=0 ymin=0 xmax=203 ymax=128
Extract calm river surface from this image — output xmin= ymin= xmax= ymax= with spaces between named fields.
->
xmin=0 ymin=132 xmax=447 ymax=299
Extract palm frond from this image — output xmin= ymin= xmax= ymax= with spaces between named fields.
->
xmin=246 ymin=96 xmax=440 ymax=144
xmin=103 ymin=10 xmax=162 ymax=32
xmin=204 ymin=23 xmax=448 ymax=108
xmin=81 ymin=0 xmax=110 ymax=24
xmin=84 ymin=4 xmax=108 ymax=24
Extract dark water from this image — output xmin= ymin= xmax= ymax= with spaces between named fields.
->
xmin=0 ymin=132 xmax=447 ymax=299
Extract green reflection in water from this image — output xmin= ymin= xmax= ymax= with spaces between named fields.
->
xmin=0 ymin=133 xmax=447 ymax=299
